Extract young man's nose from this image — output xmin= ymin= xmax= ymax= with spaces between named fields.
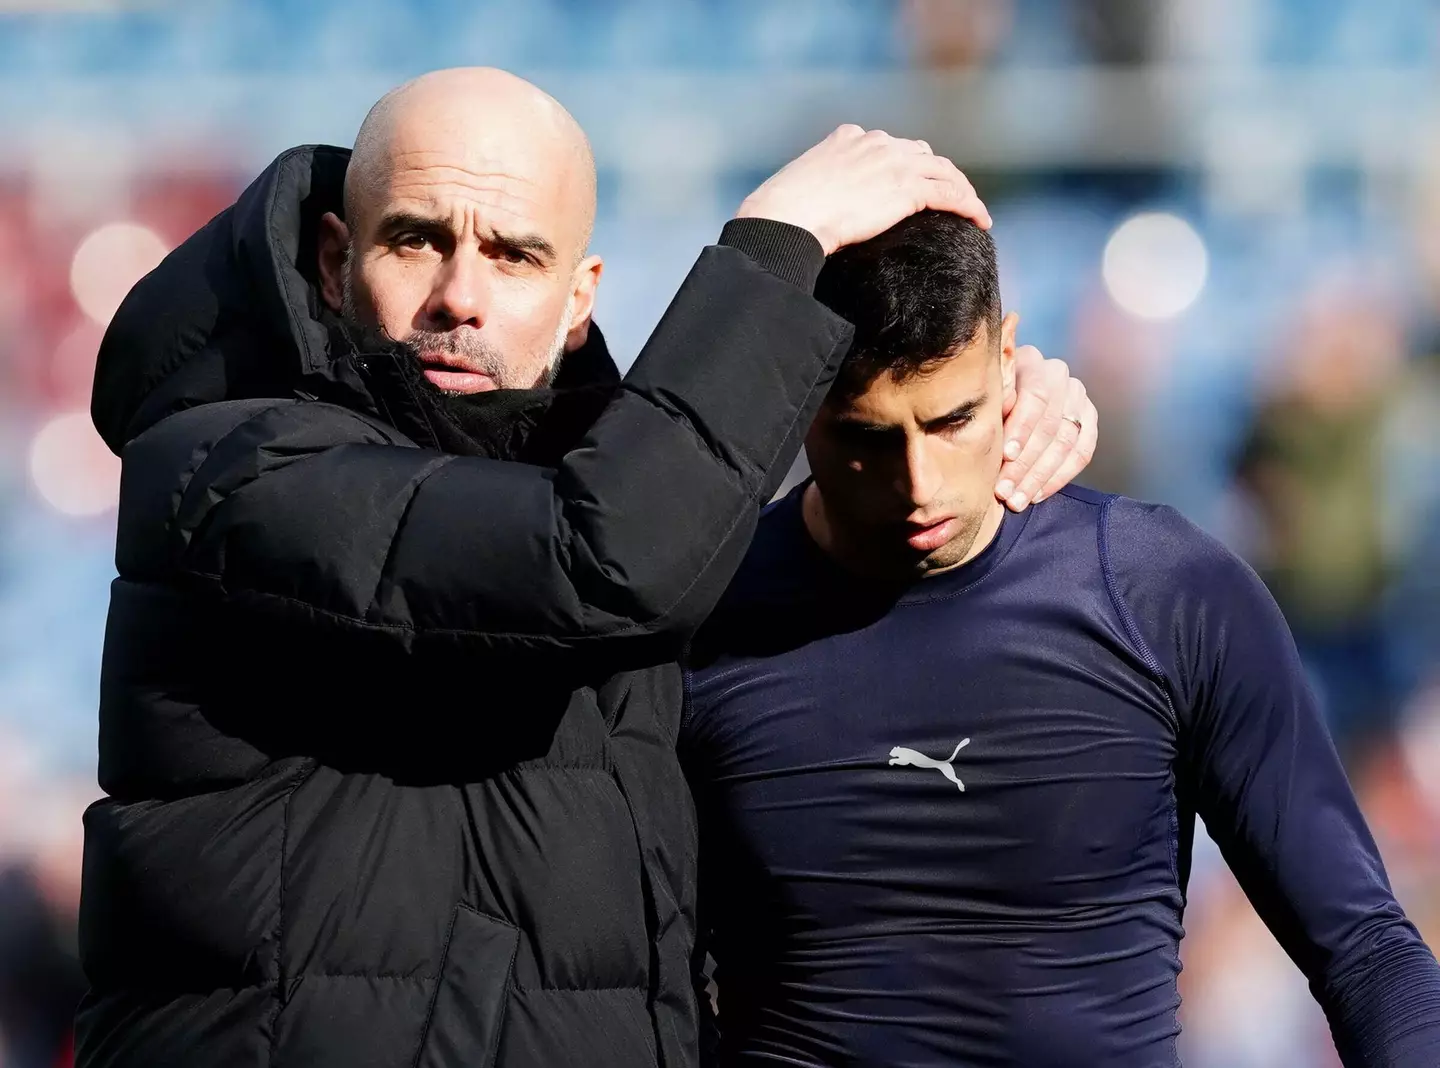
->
xmin=897 ymin=439 xmax=943 ymax=510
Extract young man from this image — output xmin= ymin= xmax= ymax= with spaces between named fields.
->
xmin=682 ymin=212 xmax=1440 ymax=1067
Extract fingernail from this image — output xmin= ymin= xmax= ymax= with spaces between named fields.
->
xmin=1004 ymin=440 xmax=1021 ymax=460
xmin=995 ymin=479 xmax=1015 ymax=499
xmin=1008 ymin=492 xmax=1028 ymax=510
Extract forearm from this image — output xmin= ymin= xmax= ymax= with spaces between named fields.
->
xmin=555 ymin=230 xmax=851 ymax=634
xmin=1102 ymin=501 xmax=1440 ymax=1064
xmin=148 ymin=229 xmax=851 ymax=653
xmin=1321 ymin=929 xmax=1440 ymax=1068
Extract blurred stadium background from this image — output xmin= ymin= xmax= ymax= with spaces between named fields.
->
xmin=1 ymin=1 xmax=1439 ymax=1065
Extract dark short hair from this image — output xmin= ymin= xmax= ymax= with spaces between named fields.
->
xmin=815 ymin=210 xmax=1001 ymax=403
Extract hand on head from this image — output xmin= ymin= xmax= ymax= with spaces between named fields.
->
xmin=735 ymin=124 xmax=993 ymax=256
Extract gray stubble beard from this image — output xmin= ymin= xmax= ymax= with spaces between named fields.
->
xmin=340 ymin=246 xmax=574 ymax=392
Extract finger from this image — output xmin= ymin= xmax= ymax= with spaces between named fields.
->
xmin=919 ymin=176 xmax=992 ymax=229
xmin=1015 ymin=412 xmax=1081 ymax=507
xmin=1039 ymin=395 xmax=1098 ymax=501
xmin=993 ymin=388 xmax=1048 ymax=502
xmin=1009 ymin=340 xmax=1041 ymax=385
xmin=1041 ymin=446 xmax=1089 ymax=503
xmin=995 ymin=362 xmax=1067 ymax=508
xmin=890 ymin=136 xmax=932 ymax=158
xmin=832 ymin=123 xmax=866 ymax=140
xmin=995 ymin=347 xmax=1057 ymax=464
xmin=920 ymin=170 xmax=990 ymax=229
xmin=916 ymin=156 xmax=991 ymax=228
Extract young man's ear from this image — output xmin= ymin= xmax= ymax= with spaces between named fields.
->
xmin=563 ymin=255 xmax=605 ymax=352
xmin=999 ymin=311 xmax=1021 ymax=401
xmin=317 ymin=212 xmax=350 ymax=314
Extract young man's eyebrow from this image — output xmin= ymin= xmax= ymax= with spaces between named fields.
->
xmin=832 ymin=415 xmax=901 ymax=434
xmin=920 ymin=395 xmax=986 ymax=432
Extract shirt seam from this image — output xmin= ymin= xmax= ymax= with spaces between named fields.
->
xmin=1097 ymin=495 xmax=1181 ymax=732
xmin=1098 ymin=494 xmax=1185 ymax=895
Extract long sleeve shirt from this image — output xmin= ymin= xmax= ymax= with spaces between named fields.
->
xmin=681 ymin=483 xmax=1440 ymax=1067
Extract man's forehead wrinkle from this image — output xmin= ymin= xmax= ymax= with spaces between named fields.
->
xmin=387 ymin=156 xmax=543 ymax=194
xmin=385 ymin=169 xmax=585 ymax=261
xmin=384 ymin=180 xmax=550 ymax=231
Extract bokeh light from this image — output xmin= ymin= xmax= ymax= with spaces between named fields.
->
xmin=27 ymin=410 xmax=121 ymax=518
xmin=1101 ymin=212 xmax=1209 ymax=322
xmin=50 ymin=321 xmax=106 ymax=406
xmin=68 ymin=221 xmax=168 ymax=327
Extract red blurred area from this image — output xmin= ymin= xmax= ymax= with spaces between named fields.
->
xmin=0 ymin=173 xmax=240 ymax=416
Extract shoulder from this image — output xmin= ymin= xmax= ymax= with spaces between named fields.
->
xmin=125 ymin=398 xmax=410 ymax=469
xmin=710 ymin=487 xmax=813 ymax=615
xmin=1091 ymin=491 xmax=1259 ymax=594
xmin=1040 ymin=485 xmax=1257 ymax=593
xmin=685 ymin=488 xmax=812 ymax=675
xmin=1068 ymin=489 xmax=1284 ymax=711
xmin=116 ymin=399 xmax=418 ymax=575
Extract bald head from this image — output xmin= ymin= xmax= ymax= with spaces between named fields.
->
xmin=345 ymin=67 xmax=596 ymax=258
xmin=317 ymin=67 xmax=606 ymax=395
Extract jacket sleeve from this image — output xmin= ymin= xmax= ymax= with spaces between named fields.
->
xmin=1104 ymin=498 xmax=1440 ymax=1068
xmin=120 ymin=235 xmax=853 ymax=663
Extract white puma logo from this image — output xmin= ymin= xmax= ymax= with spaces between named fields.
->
xmin=888 ymin=739 xmax=970 ymax=792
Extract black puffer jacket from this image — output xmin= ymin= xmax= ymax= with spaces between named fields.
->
xmin=77 ymin=145 xmax=852 ymax=1068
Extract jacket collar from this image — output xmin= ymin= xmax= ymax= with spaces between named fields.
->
xmin=92 ymin=142 xmax=620 ymax=459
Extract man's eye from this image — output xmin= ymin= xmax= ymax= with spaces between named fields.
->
xmin=499 ymin=247 xmax=531 ymax=265
xmin=396 ymin=233 xmax=431 ymax=251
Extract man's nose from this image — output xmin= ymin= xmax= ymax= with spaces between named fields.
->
xmin=897 ymin=438 xmax=942 ymax=510
xmin=425 ymin=253 xmax=488 ymax=329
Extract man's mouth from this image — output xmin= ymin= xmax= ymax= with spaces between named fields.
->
xmin=419 ymin=354 xmax=498 ymax=394
xmin=904 ymin=516 xmax=958 ymax=552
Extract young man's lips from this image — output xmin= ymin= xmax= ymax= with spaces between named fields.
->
xmin=906 ymin=517 xmax=957 ymax=552
xmin=421 ymin=366 xmax=498 ymax=393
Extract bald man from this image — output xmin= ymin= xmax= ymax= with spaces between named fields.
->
xmin=324 ymin=70 xmax=605 ymax=397
xmin=80 ymin=69 xmax=1094 ymax=1068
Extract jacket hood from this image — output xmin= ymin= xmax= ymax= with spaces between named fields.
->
xmin=91 ymin=144 xmax=619 ymax=457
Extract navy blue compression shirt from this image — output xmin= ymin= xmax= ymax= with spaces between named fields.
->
xmin=681 ymin=482 xmax=1440 ymax=1067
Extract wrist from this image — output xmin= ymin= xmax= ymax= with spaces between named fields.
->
xmin=735 ymin=199 xmax=830 ymax=255
xmin=717 ymin=218 xmax=826 ymax=292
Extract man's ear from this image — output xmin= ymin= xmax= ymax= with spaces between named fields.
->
xmin=564 ymin=254 xmax=605 ymax=352
xmin=999 ymin=310 xmax=1020 ymax=401
xmin=317 ymin=211 xmax=350 ymax=314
